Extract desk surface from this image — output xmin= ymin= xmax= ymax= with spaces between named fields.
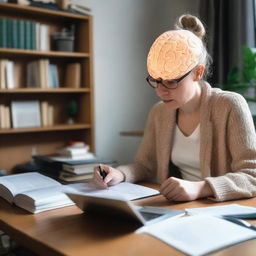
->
xmin=1 ymin=184 xmax=256 ymax=256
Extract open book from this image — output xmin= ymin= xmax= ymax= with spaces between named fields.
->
xmin=64 ymin=182 xmax=160 ymax=201
xmin=0 ymin=172 xmax=74 ymax=213
xmin=0 ymin=172 xmax=159 ymax=214
xmin=136 ymin=214 xmax=256 ymax=256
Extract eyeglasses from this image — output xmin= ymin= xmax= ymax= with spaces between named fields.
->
xmin=146 ymin=69 xmax=192 ymax=90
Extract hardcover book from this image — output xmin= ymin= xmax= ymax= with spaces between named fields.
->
xmin=0 ymin=172 xmax=74 ymax=213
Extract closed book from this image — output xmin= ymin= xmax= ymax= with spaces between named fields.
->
xmin=64 ymin=62 xmax=81 ymax=88
xmin=30 ymin=21 xmax=36 ymax=50
xmin=0 ymin=59 xmax=8 ymax=89
xmin=49 ymin=64 xmax=59 ymax=88
xmin=27 ymin=61 xmax=40 ymax=88
xmin=6 ymin=61 xmax=15 ymax=89
xmin=47 ymin=104 xmax=54 ymax=126
xmin=70 ymin=4 xmax=91 ymax=15
xmin=39 ymin=24 xmax=49 ymax=51
xmin=33 ymin=154 xmax=116 ymax=176
xmin=6 ymin=19 xmax=12 ymax=48
xmin=24 ymin=20 xmax=32 ymax=49
xmin=0 ymin=104 xmax=5 ymax=128
xmin=59 ymin=172 xmax=93 ymax=182
xmin=63 ymin=162 xmax=115 ymax=175
xmin=58 ymin=146 xmax=89 ymax=157
xmin=4 ymin=105 xmax=10 ymax=129
xmin=11 ymin=19 xmax=18 ymax=49
xmin=0 ymin=18 xmax=7 ymax=48
xmin=40 ymin=101 xmax=48 ymax=126
xmin=17 ymin=20 xmax=25 ymax=49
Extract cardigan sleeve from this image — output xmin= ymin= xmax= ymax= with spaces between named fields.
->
xmin=117 ymin=104 xmax=159 ymax=183
xmin=205 ymin=94 xmax=256 ymax=201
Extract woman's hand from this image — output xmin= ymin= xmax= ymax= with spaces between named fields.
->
xmin=160 ymin=177 xmax=213 ymax=201
xmin=93 ymin=165 xmax=125 ymax=189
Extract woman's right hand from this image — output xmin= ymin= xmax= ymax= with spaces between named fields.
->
xmin=93 ymin=165 xmax=125 ymax=189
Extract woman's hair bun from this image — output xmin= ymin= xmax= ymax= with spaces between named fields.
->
xmin=176 ymin=14 xmax=205 ymax=39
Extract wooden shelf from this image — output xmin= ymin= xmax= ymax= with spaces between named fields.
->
xmin=0 ymin=88 xmax=91 ymax=93
xmin=0 ymin=124 xmax=91 ymax=134
xmin=0 ymin=2 xmax=90 ymax=20
xmin=120 ymin=131 xmax=144 ymax=136
xmin=0 ymin=48 xmax=89 ymax=58
xmin=0 ymin=3 xmax=94 ymax=172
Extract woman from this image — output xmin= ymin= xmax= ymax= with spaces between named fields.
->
xmin=94 ymin=14 xmax=256 ymax=202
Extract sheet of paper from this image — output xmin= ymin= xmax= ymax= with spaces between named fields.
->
xmin=186 ymin=204 xmax=256 ymax=218
xmin=137 ymin=215 xmax=256 ymax=256
xmin=63 ymin=182 xmax=159 ymax=201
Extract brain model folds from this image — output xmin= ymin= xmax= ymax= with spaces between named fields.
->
xmin=147 ymin=30 xmax=202 ymax=80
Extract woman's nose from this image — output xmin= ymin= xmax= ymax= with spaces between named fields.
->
xmin=156 ymin=83 xmax=170 ymax=95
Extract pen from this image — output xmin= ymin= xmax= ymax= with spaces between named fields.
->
xmin=98 ymin=165 xmax=107 ymax=180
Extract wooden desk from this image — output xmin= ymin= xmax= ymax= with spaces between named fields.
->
xmin=1 ymin=186 xmax=256 ymax=256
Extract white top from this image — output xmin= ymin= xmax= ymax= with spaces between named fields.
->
xmin=171 ymin=124 xmax=201 ymax=181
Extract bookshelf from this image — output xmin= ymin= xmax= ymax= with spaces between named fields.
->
xmin=0 ymin=3 xmax=94 ymax=173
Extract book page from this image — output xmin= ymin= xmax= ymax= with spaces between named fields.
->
xmin=63 ymin=182 xmax=159 ymax=201
xmin=186 ymin=204 xmax=256 ymax=218
xmin=137 ymin=215 xmax=256 ymax=256
xmin=0 ymin=172 xmax=61 ymax=202
xmin=14 ymin=186 xmax=74 ymax=213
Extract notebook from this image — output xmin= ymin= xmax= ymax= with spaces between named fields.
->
xmin=186 ymin=204 xmax=256 ymax=219
xmin=136 ymin=214 xmax=256 ymax=256
xmin=66 ymin=192 xmax=185 ymax=225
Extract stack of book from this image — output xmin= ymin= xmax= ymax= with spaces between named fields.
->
xmin=33 ymin=145 xmax=116 ymax=183
xmin=69 ymin=3 xmax=91 ymax=16
xmin=58 ymin=142 xmax=93 ymax=160
xmin=59 ymin=162 xmax=100 ymax=182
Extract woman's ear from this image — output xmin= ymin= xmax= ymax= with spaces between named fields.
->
xmin=193 ymin=65 xmax=205 ymax=81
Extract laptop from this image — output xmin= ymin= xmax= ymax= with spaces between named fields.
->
xmin=66 ymin=192 xmax=185 ymax=225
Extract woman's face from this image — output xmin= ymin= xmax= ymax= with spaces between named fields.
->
xmin=154 ymin=67 xmax=203 ymax=110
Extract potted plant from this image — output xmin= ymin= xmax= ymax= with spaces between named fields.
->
xmin=218 ymin=46 xmax=256 ymax=115
xmin=66 ymin=100 xmax=78 ymax=124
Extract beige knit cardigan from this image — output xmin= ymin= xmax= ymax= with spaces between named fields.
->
xmin=118 ymin=81 xmax=256 ymax=201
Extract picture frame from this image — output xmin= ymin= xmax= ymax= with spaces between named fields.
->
xmin=11 ymin=100 xmax=41 ymax=128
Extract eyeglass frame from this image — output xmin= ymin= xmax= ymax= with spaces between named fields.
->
xmin=146 ymin=69 xmax=193 ymax=90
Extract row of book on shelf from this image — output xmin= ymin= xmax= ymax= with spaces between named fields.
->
xmin=0 ymin=100 xmax=53 ymax=129
xmin=0 ymin=17 xmax=50 ymax=50
xmin=0 ymin=59 xmax=81 ymax=89
xmin=33 ymin=141 xmax=116 ymax=182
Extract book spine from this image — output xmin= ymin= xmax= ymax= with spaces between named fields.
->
xmin=6 ymin=19 xmax=12 ymax=48
xmin=17 ymin=20 xmax=25 ymax=49
xmin=31 ymin=21 xmax=36 ymax=50
xmin=6 ymin=61 xmax=15 ymax=89
xmin=12 ymin=19 xmax=18 ymax=49
xmin=25 ymin=20 xmax=31 ymax=50
xmin=0 ymin=18 xmax=7 ymax=48
xmin=0 ymin=104 xmax=5 ymax=128
xmin=40 ymin=101 xmax=48 ymax=126
xmin=0 ymin=59 xmax=7 ymax=89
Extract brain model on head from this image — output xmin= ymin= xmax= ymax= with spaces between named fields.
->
xmin=147 ymin=30 xmax=202 ymax=80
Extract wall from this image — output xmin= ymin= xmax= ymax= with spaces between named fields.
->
xmin=72 ymin=0 xmax=199 ymax=164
